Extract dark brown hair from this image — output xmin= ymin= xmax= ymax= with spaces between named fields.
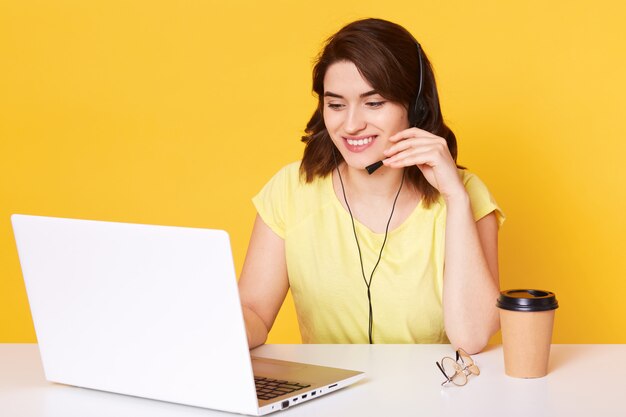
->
xmin=300 ymin=18 xmax=460 ymax=207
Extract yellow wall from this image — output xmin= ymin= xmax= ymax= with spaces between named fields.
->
xmin=2 ymin=0 xmax=625 ymax=344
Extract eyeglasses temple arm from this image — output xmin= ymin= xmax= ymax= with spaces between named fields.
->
xmin=435 ymin=361 xmax=449 ymax=380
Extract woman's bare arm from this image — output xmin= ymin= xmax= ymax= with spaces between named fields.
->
xmin=443 ymin=198 xmax=501 ymax=354
xmin=238 ymin=214 xmax=290 ymax=349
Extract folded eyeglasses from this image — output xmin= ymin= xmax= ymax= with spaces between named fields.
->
xmin=435 ymin=348 xmax=480 ymax=386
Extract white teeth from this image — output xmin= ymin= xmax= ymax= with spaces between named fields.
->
xmin=346 ymin=136 xmax=375 ymax=146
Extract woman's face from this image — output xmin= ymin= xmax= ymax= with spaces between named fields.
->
xmin=322 ymin=60 xmax=410 ymax=170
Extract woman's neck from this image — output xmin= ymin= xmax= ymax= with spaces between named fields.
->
xmin=338 ymin=162 xmax=407 ymax=202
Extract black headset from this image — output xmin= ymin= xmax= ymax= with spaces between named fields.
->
xmin=365 ymin=42 xmax=423 ymax=175
xmin=412 ymin=42 xmax=424 ymax=128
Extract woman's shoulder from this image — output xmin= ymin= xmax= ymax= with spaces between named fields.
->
xmin=266 ymin=160 xmax=329 ymax=190
xmin=457 ymin=168 xmax=493 ymax=192
xmin=274 ymin=160 xmax=302 ymax=180
xmin=458 ymin=168 xmax=482 ymax=184
xmin=252 ymin=160 xmax=332 ymax=237
xmin=255 ymin=160 xmax=329 ymax=204
xmin=458 ymin=168 xmax=502 ymax=201
xmin=262 ymin=160 xmax=305 ymax=190
xmin=457 ymin=168 xmax=505 ymax=226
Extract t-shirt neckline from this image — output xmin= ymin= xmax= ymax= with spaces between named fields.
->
xmin=326 ymin=171 xmax=425 ymax=237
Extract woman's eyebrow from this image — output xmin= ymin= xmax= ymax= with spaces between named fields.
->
xmin=323 ymin=90 xmax=379 ymax=99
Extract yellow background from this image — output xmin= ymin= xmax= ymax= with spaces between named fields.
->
xmin=1 ymin=0 xmax=625 ymax=344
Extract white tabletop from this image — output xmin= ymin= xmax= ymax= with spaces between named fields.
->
xmin=0 ymin=344 xmax=619 ymax=417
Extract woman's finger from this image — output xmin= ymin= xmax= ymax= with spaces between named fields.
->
xmin=384 ymin=147 xmax=438 ymax=168
xmin=384 ymin=137 xmax=443 ymax=158
xmin=387 ymin=127 xmax=438 ymax=143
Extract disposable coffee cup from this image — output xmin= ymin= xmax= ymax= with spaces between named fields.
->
xmin=496 ymin=289 xmax=559 ymax=378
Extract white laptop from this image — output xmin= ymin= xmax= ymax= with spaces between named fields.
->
xmin=11 ymin=214 xmax=365 ymax=415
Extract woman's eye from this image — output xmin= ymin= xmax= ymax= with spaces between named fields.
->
xmin=327 ymin=103 xmax=343 ymax=110
xmin=367 ymin=101 xmax=385 ymax=108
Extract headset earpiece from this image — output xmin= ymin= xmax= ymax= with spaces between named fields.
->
xmin=412 ymin=43 xmax=424 ymax=128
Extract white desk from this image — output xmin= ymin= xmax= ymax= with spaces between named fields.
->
xmin=0 ymin=344 xmax=619 ymax=416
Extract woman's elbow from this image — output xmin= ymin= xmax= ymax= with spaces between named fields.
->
xmin=449 ymin=335 xmax=489 ymax=355
xmin=447 ymin=324 xmax=498 ymax=355
xmin=241 ymin=304 xmax=270 ymax=349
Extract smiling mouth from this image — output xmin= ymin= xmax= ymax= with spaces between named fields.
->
xmin=343 ymin=135 xmax=377 ymax=152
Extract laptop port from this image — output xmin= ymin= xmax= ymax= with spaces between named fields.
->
xmin=312 ymin=391 xmax=316 ymax=396
xmin=281 ymin=401 xmax=289 ymax=409
xmin=302 ymin=394 xmax=308 ymax=399
xmin=328 ymin=384 xmax=338 ymax=389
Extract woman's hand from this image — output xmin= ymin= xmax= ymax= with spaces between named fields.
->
xmin=382 ymin=127 xmax=466 ymax=201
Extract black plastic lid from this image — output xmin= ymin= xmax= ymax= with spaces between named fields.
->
xmin=496 ymin=289 xmax=559 ymax=312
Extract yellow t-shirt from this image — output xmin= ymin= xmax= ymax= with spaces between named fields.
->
xmin=252 ymin=161 xmax=505 ymax=344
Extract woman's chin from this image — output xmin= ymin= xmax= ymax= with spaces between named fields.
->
xmin=336 ymin=151 xmax=381 ymax=170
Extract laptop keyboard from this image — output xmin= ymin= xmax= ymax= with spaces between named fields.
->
xmin=254 ymin=376 xmax=311 ymax=401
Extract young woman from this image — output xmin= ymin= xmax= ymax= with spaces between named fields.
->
xmin=238 ymin=18 xmax=505 ymax=353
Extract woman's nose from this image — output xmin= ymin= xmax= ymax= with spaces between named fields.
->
xmin=344 ymin=108 xmax=367 ymax=133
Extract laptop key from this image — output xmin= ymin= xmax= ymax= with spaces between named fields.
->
xmin=255 ymin=375 xmax=310 ymax=400
xmin=278 ymin=383 xmax=303 ymax=390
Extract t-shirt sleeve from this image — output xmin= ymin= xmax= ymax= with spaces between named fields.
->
xmin=461 ymin=170 xmax=506 ymax=228
xmin=251 ymin=163 xmax=297 ymax=239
